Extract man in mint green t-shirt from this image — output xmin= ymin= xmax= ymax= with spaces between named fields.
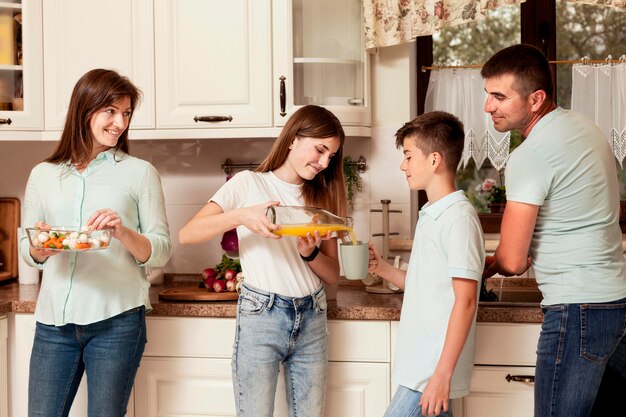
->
xmin=482 ymin=44 xmax=626 ymax=417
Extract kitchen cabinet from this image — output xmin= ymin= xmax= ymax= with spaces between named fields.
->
xmin=0 ymin=0 xmax=43 ymax=136
xmin=135 ymin=317 xmax=390 ymax=416
xmin=6 ymin=313 xmax=130 ymax=417
xmin=273 ymin=0 xmax=370 ymax=128
xmin=0 ymin=315 xmax=7 ymax=417
xmin=42 ymin=0 xmax=154 ymax=132
xmin=451 ymin=323 xmax=541 ymax=417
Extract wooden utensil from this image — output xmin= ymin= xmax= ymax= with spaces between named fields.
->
xmin=158 ymin=287 xmax=239 ymax=302
xmin=0 ymin=197 xmax=20 ymax=280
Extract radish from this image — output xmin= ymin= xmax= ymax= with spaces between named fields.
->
xmin=204 ymin=276 xmax=216 ymax=290
xmin=202 ymin=267 xmax=217 ymax=279
xmin=226 ymin=278 xmax=236 ymax=292
xmin=213 ymin=280 xmax=227 ymax=293
xmin=224 ymin=269 xmax=237 ymax=281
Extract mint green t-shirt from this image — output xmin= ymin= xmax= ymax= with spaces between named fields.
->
xmin=505 ymin=108 xmax=626 ymax=305
xmin=393 ymin=191 xmax=484 ymax=398
xmin=20 ymin=149 xmax=172 ymax=325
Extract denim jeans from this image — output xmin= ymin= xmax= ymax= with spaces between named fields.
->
xmin=384 ymin=385 xmax=453 ymax=417
xmin=535 ymin=298 xmax=626 ymax=417
xmin=232 ymin=283 xmax=328 ymax=417
xmin=28 ymin=306 xmax=147 ymax=417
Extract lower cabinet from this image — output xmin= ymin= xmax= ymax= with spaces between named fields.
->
xmin=7 ymin=313 xmax=134 ymax=417
xmin=450 ymin=323 xmax=541 ymax=417
xmin=1 ymin=316 xmax=7 ymax=417
xmin=135 ymin=317 xmax=391 ymax=416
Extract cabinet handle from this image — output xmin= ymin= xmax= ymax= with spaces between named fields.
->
xmin=194 ymin=115 xmax=233 ymax=123
xmin=0 ymin=118 xmax=12 ymax=125
xmin=279 ymin=75 xmax=286 ymax=117
xmin=505 ymin=374 xmax=535 ymax=384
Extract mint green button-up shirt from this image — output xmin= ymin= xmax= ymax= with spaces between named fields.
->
xmin=20 ymin=149 xmax=171 ymax=326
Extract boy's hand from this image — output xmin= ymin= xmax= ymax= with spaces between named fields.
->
xmin=419 ymin=372 xmax=450 ymax=416
xmin=367 ymin=242 xmax=383 ymax=274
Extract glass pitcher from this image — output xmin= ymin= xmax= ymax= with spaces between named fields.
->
xmin=265 ymin=206 xmax=355 ymax=242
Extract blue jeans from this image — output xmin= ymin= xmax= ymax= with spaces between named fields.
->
xmin=232 ymin=283 xmax=328 ymax=417
xmin=28 ymin=306 xmax=147 ymax=417
xmin=384 ymin=385 xmax=453 ymax=417
xmin=535 ymin=298 xmax=626 ymax=417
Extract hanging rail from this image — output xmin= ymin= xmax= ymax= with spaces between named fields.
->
xmin=221 ymin=155 xmax=367 ymax=176
xmin=422 ymin=56 xmax=626 ymax=72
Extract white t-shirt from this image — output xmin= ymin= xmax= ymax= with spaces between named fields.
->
xmin=210 ymin=170 xmax=321 ymax=297
xmin=506 ymin=108 xmax=626 ymax=305
xmin=393 ymin=191 xmax=484 ymax=398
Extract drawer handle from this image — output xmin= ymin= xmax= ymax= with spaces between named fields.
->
xmin=0 ymin=118 xmax=12 ymax=125
xmin=194 ymin=115 xmax=233 ymax=123
xmin=279 ymin=75 xmax=286 ymax=117
xmin=505 ymin=374 xmax=535 ymax=384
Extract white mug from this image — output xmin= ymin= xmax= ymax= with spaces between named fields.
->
xmin=339 ymin=241 xmax=369 ymax=280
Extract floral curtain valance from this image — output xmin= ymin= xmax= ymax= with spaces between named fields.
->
xmin=364 ymin=0 xmax=625 ymax=51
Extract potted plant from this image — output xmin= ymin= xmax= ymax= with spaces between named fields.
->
xmin=476 ymin=176 xmax=506 ymax=214
xmin=343 ymin=155 xmax=362 ymax=208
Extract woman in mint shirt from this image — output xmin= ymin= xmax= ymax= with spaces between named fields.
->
xmin=20 ymin=69 xmax=171 ymax=416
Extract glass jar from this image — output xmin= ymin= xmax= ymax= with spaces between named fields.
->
xmin=265 ymin=205 xmax=354 ymax=242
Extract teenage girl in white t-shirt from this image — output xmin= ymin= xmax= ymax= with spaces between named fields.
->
xmin=179 ymin=105 xmax=347 ymax=417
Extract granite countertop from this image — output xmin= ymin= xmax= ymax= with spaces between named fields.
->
xmin=0 ymin=275 xmax=543 ymax=323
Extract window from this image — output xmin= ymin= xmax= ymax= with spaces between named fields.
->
xmin=415 ymin=0 xmax=626 ymax=227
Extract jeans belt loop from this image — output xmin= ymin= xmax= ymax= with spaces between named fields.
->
xmin=266 ymin=292 xmax=275 ymax=310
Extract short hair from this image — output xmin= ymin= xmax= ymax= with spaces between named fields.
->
xmin=395 ymin=111 xmax=464 ymax=174
xmin=481 ymin=44 xmax=554 ymax=98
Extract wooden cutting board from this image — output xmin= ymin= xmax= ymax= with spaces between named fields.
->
xmin=0 ymin=197 xmax=20 ymax=280
xmin=159 ymin=287 xmax=239 ymax=301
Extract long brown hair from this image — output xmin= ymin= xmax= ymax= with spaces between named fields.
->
xmin=257 ymin=105 xmax=347 ymax=217
xmin=46 ymin=69 xmax=142 ymax=166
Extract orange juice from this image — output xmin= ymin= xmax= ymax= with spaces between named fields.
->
xmin=274 ymin=223 xmax=357 ymax=243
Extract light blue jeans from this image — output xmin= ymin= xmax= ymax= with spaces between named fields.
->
xmin=28 ymin=306 xmax=146 ymax=417
xmin=535 ymin=298 xmax=626 ymax=417
xmin=384 ymin=385 xmax=453 ymax=417
xmin=232 ymin=282 xmax=328 ymax=417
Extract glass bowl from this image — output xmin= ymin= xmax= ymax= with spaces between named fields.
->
xmin=26 ymin=227 xmax=113 ymax=252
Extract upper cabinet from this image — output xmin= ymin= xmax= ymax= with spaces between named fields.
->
xmin=154 ymin=0 xmax=273 ymax=130
xmin=273 ymin=0 xmax=370 ymax=129
xmin=43 ymin=0 xmax=154 ymax=132
xmin=0 ymin=0 xmax=42 ymax=133
xmin=1 ymin=0 xmax=370 ymax=140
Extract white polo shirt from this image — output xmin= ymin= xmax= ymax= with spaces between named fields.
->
xmin=393 ymin=190 xmax=484 ymax=398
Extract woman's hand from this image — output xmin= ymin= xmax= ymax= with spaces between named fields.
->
xmin=297 ymin=229 xmax=332 ymax=258
xmin=29 ymin=221 xmax=58 ymax=262
xmin=86 ymin=208 xmax=124 ymax=238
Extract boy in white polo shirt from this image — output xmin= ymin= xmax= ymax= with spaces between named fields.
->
xmin=369 ymin=111 xmax=485 ymax=417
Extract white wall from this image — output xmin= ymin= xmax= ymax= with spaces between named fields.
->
xmin=0 ymin=43 xmax=415 ymax=274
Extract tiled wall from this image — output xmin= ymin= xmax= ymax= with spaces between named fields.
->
xmin=0 ymin=130 xmax=412 ymax=274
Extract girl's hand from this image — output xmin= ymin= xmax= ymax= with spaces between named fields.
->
xmin=86 ymin=208 xmax=123 ymax=238
xmin=240 ymin=201 xmax=281 ymax=239
xmin=296 ymin=230 xmax=331 ymax=258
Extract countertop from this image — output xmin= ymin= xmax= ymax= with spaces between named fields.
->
xmin=0 ymin=275 xmax=543 ymax=323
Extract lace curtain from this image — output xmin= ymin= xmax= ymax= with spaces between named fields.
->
xmin=364 ymin=0 xmax=624 ymax=51
xmin=571 ymin=61 xmax=626 ymax=165
xmin=424 ymin=68 xmax=510 ymax=170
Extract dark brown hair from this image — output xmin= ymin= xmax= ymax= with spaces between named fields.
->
xmin=257 ymin=105 xmax=347 ymax=217
xmin=46 ymin=69 xmax=142 ymax=166
xmin=481 ymin=44 xmax=554 ymax=98
xmin=395 ymin=111 xmax=465 ymax=174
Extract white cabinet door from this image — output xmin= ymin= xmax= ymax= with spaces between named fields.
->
xmin=134 ymin=357 xmax=234 ymax=417
xmin=0 ymin=0 xmax=43 ymax=134
xmin=154 ymin=0 xmax=272 ymax=129
xmin=273 ymin=0 xmax=370 ymax=129
xmin=0 ymin=316 xmax=7 ymax=417
xmin=43 ymin=0 xmax=154 ymax=131
xmin=451 ymin=366 xmax=535 ymax=417
xmin=8 ymin=313 xmax=92 ymax=417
